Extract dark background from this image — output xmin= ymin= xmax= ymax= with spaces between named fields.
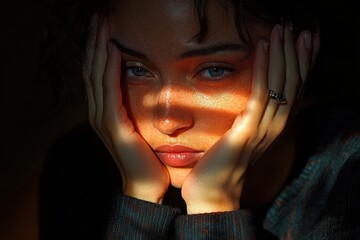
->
xmin=0 ymin=1 xmax=86 ymax=238
xmin=0 ymin=0 xmax=358 ymax=239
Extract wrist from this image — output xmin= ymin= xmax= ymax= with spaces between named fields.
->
xmin=124 ymin=183 xmax=167 ymax=204
xmin=183 ymin=185 xmax=244 ymax=214
xmin=186 ymin=199 xmax=240 ymax=214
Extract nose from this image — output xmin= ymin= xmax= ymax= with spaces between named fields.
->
xmin=152 ymin=84 xmax=194 ymax=136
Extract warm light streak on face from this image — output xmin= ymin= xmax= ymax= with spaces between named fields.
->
xmin=109 ymin=0 xmax=271 ymax=187
xmin=141 ymin=86 xmax=248 ymax=110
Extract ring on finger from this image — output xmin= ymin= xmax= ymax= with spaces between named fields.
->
xmin=269 ymin=90 xmax=287 ymax=104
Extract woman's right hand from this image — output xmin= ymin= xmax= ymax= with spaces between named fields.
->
xmin=82 ymin=15 xmax=170 ymax=204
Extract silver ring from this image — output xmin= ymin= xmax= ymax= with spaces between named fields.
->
xmin=269 ymin=90 xmax=287 ymax=104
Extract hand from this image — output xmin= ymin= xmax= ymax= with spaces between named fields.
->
xmin=182 ymin=23 xmax=320 ymax=214
xmin=82 ymin=15 xmax=169 ymax=204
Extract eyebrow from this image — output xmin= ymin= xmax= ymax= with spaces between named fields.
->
xmin=179 ymin=43 xmax=249 ymax=59
xmin=110 ymin=39 xmax=248 ymax=60
xmin=110 ymin=39 xmax=147 ymax=59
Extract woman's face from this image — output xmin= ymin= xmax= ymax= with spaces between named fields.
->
xmin=109 ymin=0 xmax=271 ymax=188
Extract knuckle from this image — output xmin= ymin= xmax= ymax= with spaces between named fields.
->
xmin=250 ymin=131 xmax=265 ymax=147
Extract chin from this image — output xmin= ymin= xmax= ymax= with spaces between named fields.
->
xmin=166 ymin=166 xmax=192 ymax=189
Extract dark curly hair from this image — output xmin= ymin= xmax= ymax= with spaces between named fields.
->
xmin=37 ymin=0 xmax=320 ymax=107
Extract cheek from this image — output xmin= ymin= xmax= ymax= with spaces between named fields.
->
xmin=195 ymin=82 xmax=252 ymax=134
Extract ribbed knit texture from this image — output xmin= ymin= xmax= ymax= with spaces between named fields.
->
xmin=106 ymin=194 xmax=181 ymax=239
xmin=264 ymin=135 xmax=360 ymax=239
xmin=175 ymin=210 xmax=255 ymax=239
xmin=311 ymin=150 xmax=360 ymax=239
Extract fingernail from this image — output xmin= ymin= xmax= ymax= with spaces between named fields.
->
xmin=263 ymin=40 xmax=269 ymax=54
xmin=289 ymin=22 xmax=294 ymax=32
xmin=304 ymin=31 xmax=312 ymax=50
xmin=289 ymin=22 xmax=296 ymax=39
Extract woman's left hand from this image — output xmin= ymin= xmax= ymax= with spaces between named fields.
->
xmin=182 ymin=23 xmax=320 ymax=214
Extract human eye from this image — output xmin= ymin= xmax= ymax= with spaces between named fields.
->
xmin=195 ymin=62 xmax=236 ymax=81
xmin=123 ymin=62 xmax=153 ymax=82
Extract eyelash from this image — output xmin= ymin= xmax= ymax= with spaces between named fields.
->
xmin=195 ymin=63 xmax=236 ymax=81
xmin=123 ymin=62 xmax=236 ymax=83
xmin=123 ymin=62 xmax=153 ymax=82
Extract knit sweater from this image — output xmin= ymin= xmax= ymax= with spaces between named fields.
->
xmin=105 ymin=134 xmax=360 ymax=240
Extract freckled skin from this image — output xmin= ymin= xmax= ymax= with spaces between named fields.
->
xmin=109 ymin=0 xmax=271 ymax=188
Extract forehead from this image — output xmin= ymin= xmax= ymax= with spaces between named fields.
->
xmin=109 ymin=0 xmax=241 ymax=51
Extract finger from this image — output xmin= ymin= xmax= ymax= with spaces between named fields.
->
xmin=230 ymin=39 xmax=269 ymax=143
xmin=311 ymin=23 xmax=321 ymax=69
xmin=102 ymin=41 xmax=124 ymax=130
xmin=268 ymin=24 xmax=285 ymax=91
xmin=88 ymin=16 xmax=115 ymax=159
xmin=296 ymin=30 xmax=312 ymax=84
xmin=266 ymin=24 xmax=285 ymax=113
xmin=96 ymin=39 xmax=126 ymax=180
xmin=257 ymin=24 xmax=285 ymax=140
xmin=83 ymin=13 xmax=99 ymax=123
xmin=296 ymin=25 xmax=320 ymax=83
xmin=268 ymin=23 xmax=301 ymax=143
xmin=90 ymin=16 xmax=109 ymax=129
xmin=102 ymin=40 xmax=121 ymax=141
xmin=277 ymin=22 xmax=300 ymax=116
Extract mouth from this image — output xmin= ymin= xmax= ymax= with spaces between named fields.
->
xmin=154 ymin=145 xmax=204 ymax=168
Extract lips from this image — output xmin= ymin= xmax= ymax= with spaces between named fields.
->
xmin=154 ymin=145 xmax=203 ymax=168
